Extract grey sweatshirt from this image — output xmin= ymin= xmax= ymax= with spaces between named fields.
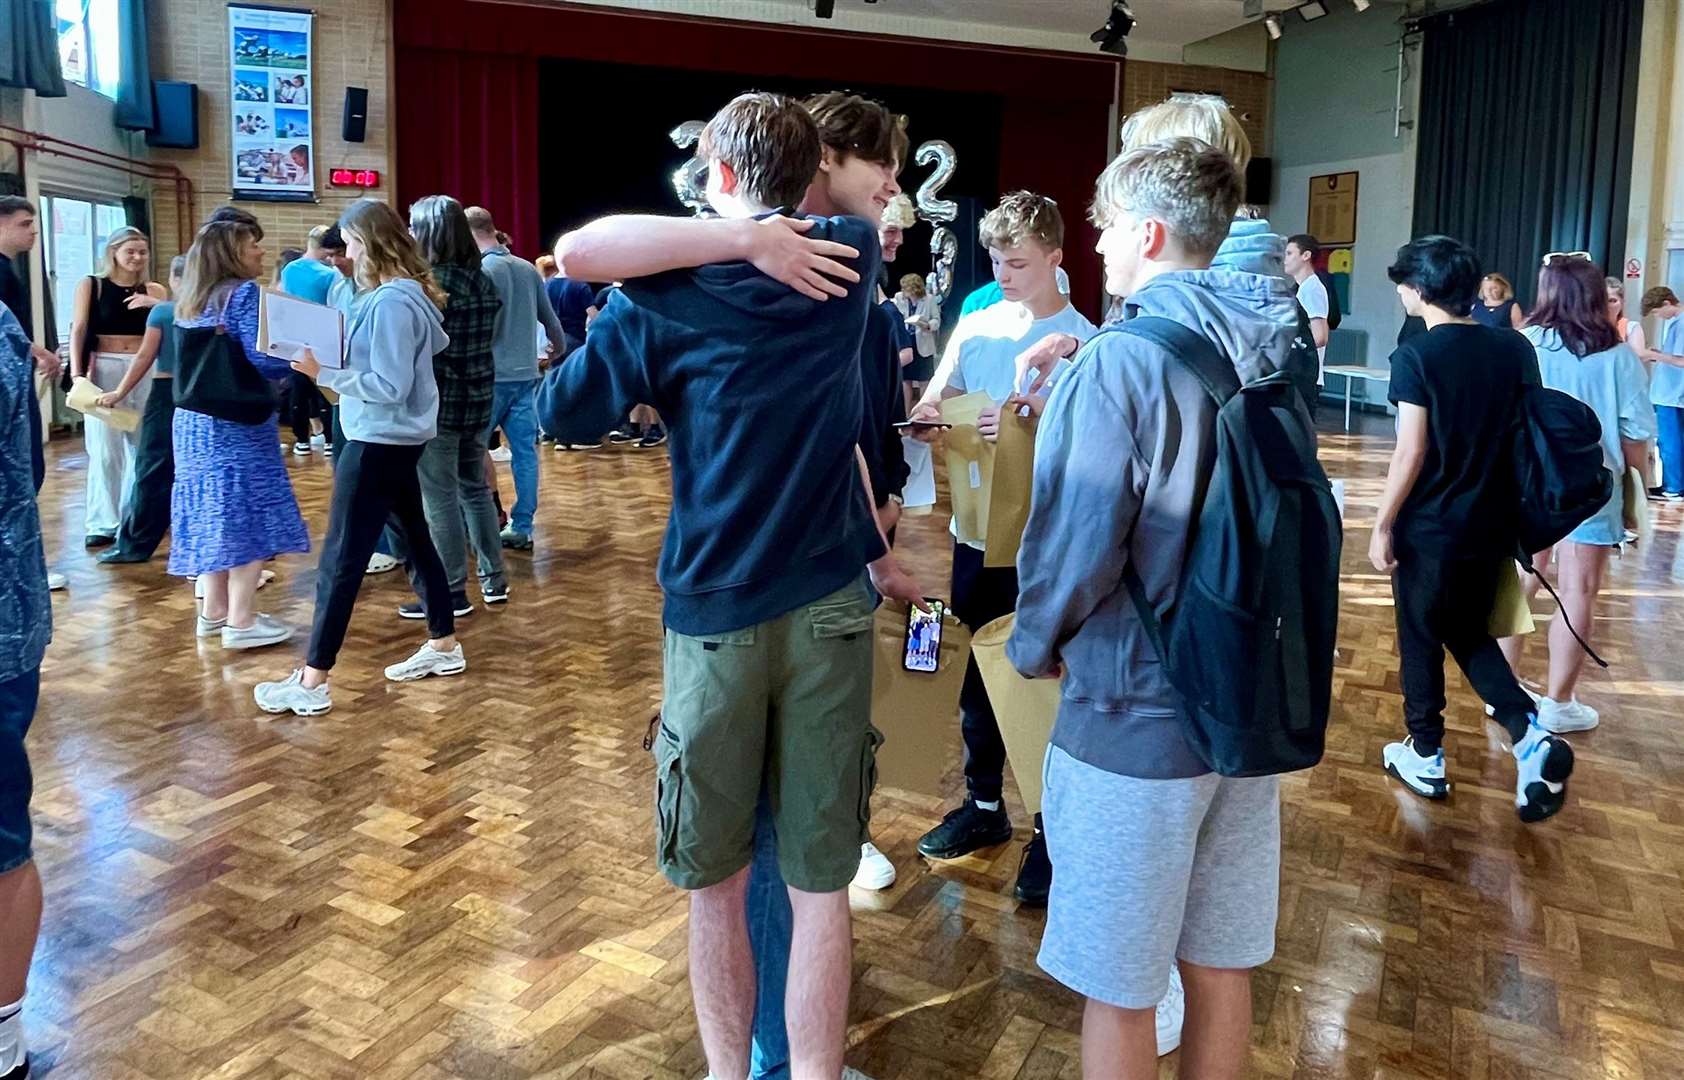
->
xmin=1006 ymin=268 xmax=1299 ymax=779
xmin=480 ymin=245 xmax=565 ymax=382
xmin=317 ymin=278 xmax=449 ymax=445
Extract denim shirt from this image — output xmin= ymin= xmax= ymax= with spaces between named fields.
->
xmin=0 ymin=301 xmax=51 ymax=682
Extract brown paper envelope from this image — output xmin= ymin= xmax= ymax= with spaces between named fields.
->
xmin=971 ymin=613 xmax=1061 ymax=815
xmin=984 ymin=410 xmax=1037 ymax=568
xmin=65 ymin=375 xmax=141 ymax=433
xmin=1488 ymin=560 xmax=1535 ymax=638
xmin=1623 ymin=467 xmax=1651 ymax=545
xmin=941 ymin=391 xmax=997 ymax=546
xmin=871 ymin=600 xmax=972 ymax=799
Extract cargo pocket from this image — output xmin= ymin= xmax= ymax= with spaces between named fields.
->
xmin=809 ymin=583 xmax=876 ymax=642
xmin=856 ymin=727 xmax=885 ymax=832
xmin=654 ymin=722 xmax=684 ymax=867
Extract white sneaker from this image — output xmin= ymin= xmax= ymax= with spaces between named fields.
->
xmin=852 ymin=841 xmax=897 ymax=890
xmin=196 ymin=615 xmax=227 ymax=637
xmin=47 ymin=571 xmax=66 ymax=591
xmin=489 ymin=446 xmax=512 ymax=463
xmin=0 ymin=1004 xmax=25 ymax=1076
xmin=258 ymin=568 xmax=276 ymax=590
xmin=1156 ymin=965 xmax=1185 ymax=1056
xmin=366 ymin=552 xmax=400 ymax=575
xmin=310 ymin=431 xmax=326 ymax=449
xmin=222 ymin=614 xmax=294 ymax=650
xmin=1537 ymin=696 xmax=1599 ymax=733
xmin=1514 ymin=722 xmax=1573 ymax=823
xmin=292 ymin=441 xmax=311 ymax=456
xmin=254 ymin=669 xmax=333 ymax=716
xmin=384 ymin=642 xmax=466 ymax=682
xmin=1382 ymin=736 xmax=1450 ymax=800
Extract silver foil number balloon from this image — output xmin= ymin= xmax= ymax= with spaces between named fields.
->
xmin=927 ymin=225 xmax=958 ymax=306
xmin=913 ymin=140 xmax=958 ymax=224
xmin=670 ymin=120 xmax=710 ymax=217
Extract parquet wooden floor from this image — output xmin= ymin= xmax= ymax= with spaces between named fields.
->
xmin=20 ymin=417 xmax=1684 ymax=1080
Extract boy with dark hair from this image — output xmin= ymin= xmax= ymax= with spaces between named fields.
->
xmin=1284 ymin=232 xmax=1331 ymax=380
xmin=1372 ymin=234 xmax=1573 ymax=822
xmin=1009 ymin=136 xmax=1295 ymax=1078
xmin=538 ymin=91 xmax=920 ymax=1080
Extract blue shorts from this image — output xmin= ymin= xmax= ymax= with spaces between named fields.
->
xmin=0 ymin=667 xmax=41 ymax=875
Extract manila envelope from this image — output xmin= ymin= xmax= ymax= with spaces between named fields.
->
xmin=984 ymin=409 xmax=1038 ymax=568
xmin=871 ymin=600 xmax=972 ymax=800
xmin=970 ymin=613 xmax=1062 ymax=816
xmin=1623 ymin=467 xmax=1652 ymax=546
xmin=940 ymin=391 xmax=997 ymax=546
xmin=1488 ymin=561 xmax=1535 ymax=638
xmin=65 ymin=375 xmax=140 ymax=433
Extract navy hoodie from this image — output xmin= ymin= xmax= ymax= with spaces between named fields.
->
xmin=536 ymin=214 xmax=886 ymax=635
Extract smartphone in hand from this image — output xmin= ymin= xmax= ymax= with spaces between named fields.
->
xmin=903 ymin=599 xmax=946 ymax=673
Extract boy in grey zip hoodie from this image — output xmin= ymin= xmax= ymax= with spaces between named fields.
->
xmin=1007 ymin=139 xmax=1297 ymax=1074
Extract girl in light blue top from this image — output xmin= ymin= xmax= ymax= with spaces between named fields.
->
xmin=1501 ymin=256 xmax=1654 ymax=736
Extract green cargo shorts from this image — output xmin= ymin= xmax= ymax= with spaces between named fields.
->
xmin=654 ymin=577 xmax=880 ymax=893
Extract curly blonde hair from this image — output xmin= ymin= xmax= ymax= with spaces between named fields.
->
xmin=338 ymin=198 xmax=446 ymax=309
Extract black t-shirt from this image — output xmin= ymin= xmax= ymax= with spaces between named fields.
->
xmin=1388 ymin=322 xmax=1540 ymax=556
xmin=0 ymin=252 xmax=27 ymax=338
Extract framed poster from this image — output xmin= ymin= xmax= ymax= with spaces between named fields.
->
xmin=228 ymin=4 xmax=316 ymax=202
xmin=1307 ymin=171 xmax=1358 ymax=247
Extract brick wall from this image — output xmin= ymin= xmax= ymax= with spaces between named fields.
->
xmin=1122 ymin=60 xmax=1272 ymax=156
xmin=144 ymin=0 xmax=392 ymax=263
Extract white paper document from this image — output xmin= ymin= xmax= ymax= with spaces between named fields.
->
xmin=259 ymin=288 xmax=345 ymax=368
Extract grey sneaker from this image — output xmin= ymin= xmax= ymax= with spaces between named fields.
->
xmin=384 ymin=643 xmax=467 ymax=682
xmin=221 ymin=614 xmax=294 ymax=650
xmin=254 ymin=669 xmax=333 ymax=716
xmin=196 ymin=614 xmax=227 ymax=637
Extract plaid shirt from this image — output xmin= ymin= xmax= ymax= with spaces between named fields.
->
xmin=432 ymin=263 xmax=501 ymax=433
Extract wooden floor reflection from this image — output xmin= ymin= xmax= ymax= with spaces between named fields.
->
xmin=22 ymin=415 xmax=1684 ymax=1079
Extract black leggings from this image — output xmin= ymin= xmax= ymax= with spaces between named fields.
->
xmin=306 ymin=440 xmax=454 ymax=671
xmin=288 ymin=373 xmax=328 ymax=443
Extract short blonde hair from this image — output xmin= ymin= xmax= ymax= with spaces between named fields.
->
xmin=978 ymin=191 xmax=1063 ymax=253
xmin=881 ymin=193 xmax=916 ymax=229
xmin=1119 ymin=93 xmax=1252 ymax=171
xmin=1090 ymin=138 xmax=1243 ymax=260
xmin=1482 ymin=273 xmax=1513 ymax=301
xmin=100 ymin=226 xmax=149 ymax=277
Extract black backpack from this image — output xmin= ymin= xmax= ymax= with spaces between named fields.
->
xmin=1511 ymin=385 xmax=1611 ymax=560
xmin=1117 ymin=317 xmax=1343 ymax=777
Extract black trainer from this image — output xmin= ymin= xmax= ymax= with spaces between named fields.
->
xmin=398 ymin=594 xmax=473 ymax=619
xmin=916 ymin=797 xmax=1013 ymax=859
xmin=1013 ymin=816 xmax=1051 ymax=906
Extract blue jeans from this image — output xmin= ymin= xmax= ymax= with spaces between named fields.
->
xmin=1657 ymin=404 xmax=1684 ymax=495
xmin=487 ymin=380 xmax=540 ymax=535
xmin=0 ymin=667 xmax=41 ymax=876
xmin=747 ymin=794 xmax=792 ymax=1080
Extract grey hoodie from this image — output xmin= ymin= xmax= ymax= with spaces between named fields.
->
xmin=1006 ymin=268 xmax=1299 ymax=779
xmin=318 ymin=278 xmax=450 ymax=445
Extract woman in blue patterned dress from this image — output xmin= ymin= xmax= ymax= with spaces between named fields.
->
xmin=170 ymin=218 xmax=310 ymax=648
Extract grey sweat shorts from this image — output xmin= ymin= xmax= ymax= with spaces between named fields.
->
xmin=1037 ymin=745 xmax=1281 ymax=1009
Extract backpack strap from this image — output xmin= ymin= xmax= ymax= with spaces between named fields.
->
xmin=1107 ymin=316 xmax=1241 ymax=659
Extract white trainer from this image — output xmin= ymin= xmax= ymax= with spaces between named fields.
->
xmin=222 ymin=614 xmax=294 ymax=650
xmin=254 ymin=669 xmax=333 ymax=716
xmin=852 ymin=841 xmax=896 ymax=890
xmin=1382 ymin=736 xmax=1450 ymax=800
xmin=1514 ymin=722 xmax=1574 ymax=823
xmin=1157 ymin=964 xmax=1185 ymax=1056
xmin=195 ymin=615 xmax=227 ymax=638
xmin=47 ymin=571 xmax=66 ymax=591
xmin=0 ymin=1004 xmax=25 ymax=1077
xmin=366 ymin=552 xmax=400 ymax=575
xmin=1537 ymin=696 xmax=1599 ymax=733
xmin=489 ymin=446 xmax=512 ymax=463
xmin=384 ymin=642 xmax=466 ymax=682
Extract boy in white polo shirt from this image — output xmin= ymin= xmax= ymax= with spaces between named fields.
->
xmin=907 ymin=192 xmax=1096 ymax=906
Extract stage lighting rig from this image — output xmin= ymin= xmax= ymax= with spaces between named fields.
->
xmin=1091 ymin=1 xmax=1136 ymax=56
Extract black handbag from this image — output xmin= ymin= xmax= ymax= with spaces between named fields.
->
xmin=173 ymin=322 xmax=277 ymax=425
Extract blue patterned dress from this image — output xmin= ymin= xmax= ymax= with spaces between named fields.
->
xmin=168 ymin=281 xmax=311 ymax=576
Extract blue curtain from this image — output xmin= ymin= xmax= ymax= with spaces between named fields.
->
xmin=0 ymin=0 xmax=68 ymax=97
xmin=114 ymin=0 xmax=155 ymax=130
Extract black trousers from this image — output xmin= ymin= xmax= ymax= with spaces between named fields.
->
xmin=111 ymin=379 xmax=175 ymax=558
xmin=950 ymin=541 xmax=1020 ymax=803
xmin=1392 ymin=549 xmax=1534 ymax=752
xmin=307 ymin=440 xmax=454 ymax=671
xmin=288 ymin=373 xmax=328 ymax=443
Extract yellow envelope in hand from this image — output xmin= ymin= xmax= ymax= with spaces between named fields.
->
xmin=971 ymin=613 xmax=1061 ymax=815
xmin=65 ymin=375 xmax=141 ymax=433
xmin=1623 ymin=467 xmax=1651 ymax=546
xmin=1488 ymin=560 xmax=1535 ymax=638
xmin=985 ymin=409 xmax=1038 ymax=568
xmin=941 ymin=390 xmax=996 ymax=546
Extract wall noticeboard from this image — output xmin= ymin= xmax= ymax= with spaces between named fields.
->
xmin=1307 ymin=171 xmax=1358 ymax=247
xmin=229 ymin=4 xmax=317 ymax=203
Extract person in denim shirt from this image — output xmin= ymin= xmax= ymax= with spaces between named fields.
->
xmin=0 ymin=298 xmax=52 ymax=1080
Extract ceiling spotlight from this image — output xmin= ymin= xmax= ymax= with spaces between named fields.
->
xmin=1264 ymin=13 xmax=1284 ymax=38
xmin=1353 ymin=0 xmax=1371 ymax=9
xmin=1090 ymin=1 xmax=1136 ymax=56
xmin=1297 ymin=1 xmax=1328 ymax=20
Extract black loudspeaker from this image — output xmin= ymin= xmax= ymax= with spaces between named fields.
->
xmin=146 ymin=81 xmax=199 ymax=149
xmin=1245 ymin=157 xmax=1273 ymax=205
xmin=342 ymin=87 xmax=369 ymax=143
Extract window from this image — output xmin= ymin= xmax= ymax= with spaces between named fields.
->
xmin=57 ymin=0 xmax=121 ymax=100
xmin=41 ymin=194 xmax=130 ymax=343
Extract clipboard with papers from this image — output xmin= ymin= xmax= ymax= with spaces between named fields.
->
xmin=258 ymin=288 xmax=345 ymax=368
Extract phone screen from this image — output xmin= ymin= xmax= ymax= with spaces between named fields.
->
xmin=903 ymin=600 xmax=946 ymax=674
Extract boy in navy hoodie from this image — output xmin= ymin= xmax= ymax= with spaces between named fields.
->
xmin=537 ymin=92 xmax=919 ymax=1080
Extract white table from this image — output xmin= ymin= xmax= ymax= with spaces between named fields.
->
xmin=1324 ymin=365 xmax=1391 ymax=432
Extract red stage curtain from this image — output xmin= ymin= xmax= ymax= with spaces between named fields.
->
xmin=394 ymin=48 xmax=541 ymax=258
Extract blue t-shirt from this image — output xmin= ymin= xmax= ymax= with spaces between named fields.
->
xmin=279 ymin=257 xmax=339 ymax=305
xmin=880 ymin=298 xmax=914 ymax=355
xmin=146 ymin=301 xmax=178 ymax=376
xmin=1652 ymin=316 xmax=1684 ymax=408
xmin=546 ymin=277 xmax=596 ymax=345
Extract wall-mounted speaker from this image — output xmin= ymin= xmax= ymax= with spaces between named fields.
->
xmin=342 ymin=87 xmax=369 ymax=143
xmin=1245 ymin=156 xmax=1274 ymax=206
xmin=146 ymin=81 xmax=199 ymax=149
